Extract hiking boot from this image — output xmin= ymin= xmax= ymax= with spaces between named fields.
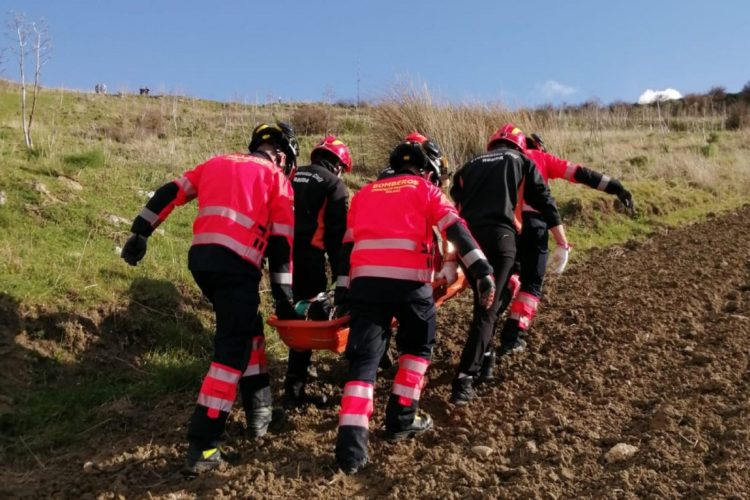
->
xmin=384 ymin=413 xmax=434 ymax=442
xmin=498 ymin=338 xmax=527 ymax=357
xmin=337 ymin=457 xmax=369 ymax=475
xmin=450 ymin=376 xmax=476 ymax=405
xmin=247 ymin=406 xmax=273 ymax=438
xmin=183 ymin=444 xmax=236 ymax=475
xmin=477 ymin=351 xmax=496 ymax=384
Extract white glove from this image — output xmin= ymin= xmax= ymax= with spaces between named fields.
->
xmin=437 ymin=260 xmax=459 ymax=285
xmin=549 ymin=245 xmax=571 ymax=275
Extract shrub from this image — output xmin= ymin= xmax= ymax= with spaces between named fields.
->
xmin=290 ymin=105 xmax=332 ymax=135
xmin=725 ymin=105 xmax=748 ymax=130
xmin=136 ymin=109 xmax=167 ymax=138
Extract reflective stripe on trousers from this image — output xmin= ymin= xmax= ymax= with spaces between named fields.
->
xmin=392 ymin=354 xmax=429 ymax=406
xmin=243 ymin=336 xmax=267 ymax=377
xmin=509 ymin=292 xmax=540 ymax=330
xmin=196 ymin=362 xmax=242 ymax=419
xmin=339 ymin=381 xmax=374 ymax=429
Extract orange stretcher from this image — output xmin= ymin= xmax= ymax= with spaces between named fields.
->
xmin=267 ymin=272 xmax=469 ymax=354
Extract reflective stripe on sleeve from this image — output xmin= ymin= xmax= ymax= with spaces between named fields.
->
xmin=351 ymin=265 xmax=433 ymax=282
xmin=597 ymin=175 xmax=611 ymax=191
xmin=460 ymin=248 xmax=487 ymax=268
xmin=436 ymin=212 xmax=460 ymax=231
xmin=139 ymin=207 xmax=160 ymax=225
xmin=353 ymin=238 xmax=418 ymax=252
xmin=176 ymin=176 xmax=197 ymax=198
xmin=563 ymin=163 xmax=577 ymax=181
xmin=271 ymin=272 xmax=292 ymax=285
xmin=197 ymin=206 xmax=255 ymax=229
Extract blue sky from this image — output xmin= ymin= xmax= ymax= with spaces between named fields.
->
xmin=1 ymin=0 xmax=748 ymax=106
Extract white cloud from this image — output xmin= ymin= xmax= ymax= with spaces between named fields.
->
xmin=537 ymin=80 xmax=578 ymax=100
xmin=637 ymin=88 xmax=682 ymax=105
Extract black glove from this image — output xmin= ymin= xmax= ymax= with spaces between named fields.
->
xmin=476 ymin=274 xmax=496 ymax=309
xmin=121 ymin=234 xmax=148 ymax=266
xmin=275 ymin=299 xmax=297 ymax=320
xmin=617 ymin=189 xmax=634 ymax=211
xmin=333 ymin=286 xmax=350 ymax=318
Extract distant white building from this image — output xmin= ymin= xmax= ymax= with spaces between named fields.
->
xmin=637 ymin=88 xmax=682 ymax=105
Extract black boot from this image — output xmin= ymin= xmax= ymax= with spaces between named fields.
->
xmin=498 ymin=337 xmax=527 ymax=357
xmin=184 ymin=443 xmax=237 ymax=475
xmin=384 ymin=413 xmax=434 ymax=442
xmin=450 ymin=376 xmax=476 ymax=405
xmin=477 ymin=351 xmax=496 ymax=383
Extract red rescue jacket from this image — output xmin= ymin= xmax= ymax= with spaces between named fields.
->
xmin=345 ymin=174 xmax=462 ymax=284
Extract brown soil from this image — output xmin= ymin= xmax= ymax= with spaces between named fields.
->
xmin=2 ymin=207 xmax=750 ymax=499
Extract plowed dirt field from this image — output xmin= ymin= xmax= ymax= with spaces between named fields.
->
xmin=3 ymin=207 xmax=750 ymax=498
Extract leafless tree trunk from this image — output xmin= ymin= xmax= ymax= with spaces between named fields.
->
xmin=8 ymin=13 xmax=51 ymax=153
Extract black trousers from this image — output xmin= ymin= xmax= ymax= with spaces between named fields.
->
xmin=335 ymin=293 xmax=436 ymax=465
xmin=286 ymin=245 xmax=329 ymax=387
xmin=500 ymin=213 xmax=548 ymax=344
xmin=187 ymin=270 xmax=270 ymax=449
xmin=457 ymin=225 xmax=517 ymax=376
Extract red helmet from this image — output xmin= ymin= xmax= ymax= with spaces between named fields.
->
xmin=404 ymin=131 xmax=429 ymax=144
xmin=311 ymin=135 xmax=353 ymax=172
xmin=487 ymin=124 xmax=526 ymax=152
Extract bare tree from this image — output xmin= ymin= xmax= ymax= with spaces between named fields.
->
xmin=7 ymin=13 xmax=52 ymax=152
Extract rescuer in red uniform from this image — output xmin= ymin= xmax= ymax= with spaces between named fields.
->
xmin=283 ymin=135 xmax=353 ymax=409
xmin=121 ymin=122 xmax=298 ymax=474
xmin=449 ymin=124 xmax=570 ymax=405
xmin=496 ymin=132 xmax=634 ymax=355
xmin=332 ymin=139 xmax=496 ymax=474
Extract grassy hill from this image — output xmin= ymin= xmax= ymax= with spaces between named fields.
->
xmin=0 ymin=80 xmax=748 ymax=457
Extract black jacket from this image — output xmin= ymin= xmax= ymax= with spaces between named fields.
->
xmin=292 ymin=160 xmax=348 ymax=274
xmin=450 ymin=147 xmax=561 ymax=231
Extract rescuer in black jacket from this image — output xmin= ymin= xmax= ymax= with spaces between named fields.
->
xmin=283 ymin=135 xmax=353 ymax=409
xmin=449 ymin=124 xmax=570 ymax=405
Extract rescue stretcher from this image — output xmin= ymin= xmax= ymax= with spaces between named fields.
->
xmin=267 ymin=271 xmax=469 ymax=354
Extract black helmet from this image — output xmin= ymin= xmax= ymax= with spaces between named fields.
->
xmin=389 ymin=140 xmax=430 ymax=175
xmin=248 ymin=122 xmax=300 ymax=173
xmin=526 ymin=133 xmax=547 ymax=152
xmin=422 ymin=139 xmax=446 ymax=186
xmin=402 ymin=132 xmax=445 ymax=186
